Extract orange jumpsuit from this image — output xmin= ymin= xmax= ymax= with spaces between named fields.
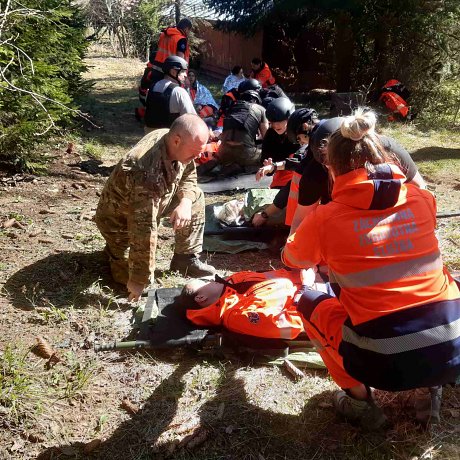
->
xmin=282 ymin=163 xmax=460 ymax=391
xmin=186 ymin=270 xmax=304 ymax=339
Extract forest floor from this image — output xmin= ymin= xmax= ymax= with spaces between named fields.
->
xmin=0 ymin=43 xmax=460 ymax=460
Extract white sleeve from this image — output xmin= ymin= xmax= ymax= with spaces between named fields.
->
xmin=170 ymin=87 xmax=197 ymax=115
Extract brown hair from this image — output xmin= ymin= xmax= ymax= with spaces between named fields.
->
xmin=178 ymin=280 xmax=203 ymax=310
xmin=327 ymin=108 xmax=398 ymax=176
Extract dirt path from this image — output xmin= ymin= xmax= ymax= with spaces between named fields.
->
xmin=0 ymin=47 xmax=459 ymax=460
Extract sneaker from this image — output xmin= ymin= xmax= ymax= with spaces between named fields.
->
xmin=414 ymin=386 xmax=442 ymax=425
xmin=170 ymin=253 xmax=216 ymax=278
xmin=333 ymin=390 xmax=387 ymax=430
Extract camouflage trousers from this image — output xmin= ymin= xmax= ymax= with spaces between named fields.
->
xmin=217 ymin=142 xmax=261 ymax=167
xmin=95 ymin=187 xmax=205 ymax=285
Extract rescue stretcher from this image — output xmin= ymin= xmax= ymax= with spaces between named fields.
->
xmin=94 ymin=287 xmax=322 ymax=367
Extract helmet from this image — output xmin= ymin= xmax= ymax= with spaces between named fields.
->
xmin=239 ymin=90 xmax=262 ymax=105
xmin=309 ymin=117 xmax=344 ymax=164
xmin=162 ymin=56 xmax=188 ymax=74
xmin=266 ymin=97 xmax=295 ymax=122
xmin=238 ymin=78 xmax=262 ymax=93
xmin=261 ymin=90 xmax=280 ymax=109
xmin=286 ymin=108 xmax=319 ymax=143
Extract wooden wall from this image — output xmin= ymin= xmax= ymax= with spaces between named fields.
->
xmin=197 ymin=23 xmax=263 ymax=81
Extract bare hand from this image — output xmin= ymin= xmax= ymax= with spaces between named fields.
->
xmin=300 ymin=267 xmax=317 ymax=288
xmin=263 ymin=158 xmax=274 ymax=167
xmin=170 ymin=199 xmax=192 ymax=231
xmin=127 ymin=280 xmax=145 ymax=302
xmin=256 ymin=164 xmax=274 ymax=182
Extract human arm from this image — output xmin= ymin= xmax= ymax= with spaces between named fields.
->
xmin=252 ymin=202 xmax=283 ymax=227
xmin=176 ymin=38 xmax=187 ymax=60
xmin=282 ymin=211 xmax=322 ymax=269
xmin=255 ymin=159 xmax=286 ymax=182
xmin=289 ymin=201 xmax=319 ymax=234
xmin=170 ymin=87 xmax=197 ymax=115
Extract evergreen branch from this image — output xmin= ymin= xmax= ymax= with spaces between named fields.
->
xmin=0 ymin=70 xmax=99 ymax=129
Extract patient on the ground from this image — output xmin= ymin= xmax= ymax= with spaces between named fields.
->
xmin=180 ymin=269 xmax=314 ymax=339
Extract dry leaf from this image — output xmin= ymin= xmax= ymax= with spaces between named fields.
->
xmin=121 ymin=399 xmax=139 ymax=415
xmin=283 ymin=359 xmax=305 ymax=380
xmin=216 ymin=402 xmax=225 ymax=420
xmin=184 ymin=428 xmax=208 ymax=449
xmin=66 ymin=143 xmax=74 ymax=154
xmin=168 ymin=417 xmax=200 ymax=435
xmin=447 ymin=409 xmax=459 ymax=418
xmin=83 ymin=438 xmax=102 ymax=454
xmin=29 ymin=229 xmax=42 ymax=237
xmin=38 ymin=237 xmax=55 ymax=244
xmin=2 ymin=218 xmax=17 ymax=229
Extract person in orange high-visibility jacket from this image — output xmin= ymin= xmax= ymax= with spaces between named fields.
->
xmin=182 ymin=269 xmax=306 ymax=339
xmin=250 ymin=58 xmax=275 ymax=88
xmin=148 ymin=18 xmax=192 ymax=87
xmin=282 ymin=108 xmax=460 ymax=428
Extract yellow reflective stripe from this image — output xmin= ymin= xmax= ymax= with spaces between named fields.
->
xmin=333 ymin=250 xmax=442 ymax=289
xmin=342 ymin=317 xmax=460 ymax=354
xmin=278 ymin=311 xmax=294 ymax=339
xmin=292 ymin=175 xmax=301 ymax=184
xmin=288 ymin=191 xmax=298 ymax=199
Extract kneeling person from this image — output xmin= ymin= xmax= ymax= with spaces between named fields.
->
xmin=95 ymin=114 xmax=215 ymax=302
xmin=181 ymin=269 xmax=306 ymax=339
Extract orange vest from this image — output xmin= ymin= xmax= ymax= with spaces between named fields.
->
xmin=250 ymin=63 xmax=275 ymax=88
xmin=282 ymin=164 xmax=460 ymax=325
xmin=285 ymin=171 xmax=301 ymax=226
xmin=154 ymin=27 xmax=190 ymax=67
xmin=186 ymin=270 xmax=304 ymax=339
xmin=379 ymin=92 xmax=409 ymax=118
xmin=195 ymin=141 xmax=221 ymax=165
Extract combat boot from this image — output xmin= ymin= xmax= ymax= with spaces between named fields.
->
xmin=333 ymin=389 xmax=387 ymax=430
xmin=413 ymin=386 xmax=442 ymax=425
xmin=170 ymin=253 xmax=216 ymax=278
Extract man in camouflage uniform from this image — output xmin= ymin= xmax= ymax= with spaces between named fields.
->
xmin=95 ymin=114 xmax=215 ymax=301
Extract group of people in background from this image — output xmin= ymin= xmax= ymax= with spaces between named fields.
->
xmin=97 ymin=17 xmax=459 ymax=431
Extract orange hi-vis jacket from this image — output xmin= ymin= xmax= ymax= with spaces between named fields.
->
xmin=153 ymin=27 xmax=190 ymax=70
xmin=282 ymin=163 xmax=460 ymax=326
xmin=379 ymin=92 xmax=409 ymax=119
xmin=250 ymin=63 xmax=275 ymax=88
xmin=285 ymin=170 xmax=301 ymax=225
xmin=186 ymin=270 xmax=304 ymax=339
xmin=270 ymin=158 xmax=294 ymax=189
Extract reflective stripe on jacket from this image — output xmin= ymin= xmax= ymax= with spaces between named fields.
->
xmin=282 ymin=163 xmax=460 ymax=324
xmin=282 ymin=163 xmax=460 ymax=388
xmin=154 ymin=27 xmax=189 ymax=66
xmin=285 ymin=171 xmax=301 ymax=225
xmin=186 ymin=270 xmax=303 ymax=339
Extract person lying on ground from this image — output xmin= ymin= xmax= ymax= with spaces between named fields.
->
xmin=252 ymin=108 xmax=318 ymax=227
xmin=282 ymin=108 xmax=460 ymax=429
xmin=222 ymin=65 xmax=245 ymax=94
xmin=180 ymin=268 xmax=318 ymax=339
xmin=95 ymin=114 xmax=216 ymax=302
xmin=186 ymin=69 xmax=219 ymax=122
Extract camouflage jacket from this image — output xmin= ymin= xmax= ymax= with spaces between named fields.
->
xmin=97 ymin=129 xmax=198 ymax=284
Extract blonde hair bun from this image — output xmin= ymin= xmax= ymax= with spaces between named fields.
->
xmin=340 ymin=108 xmax=376 ymax=141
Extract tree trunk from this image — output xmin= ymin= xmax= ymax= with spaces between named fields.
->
xmin=334 ymin=11 xmax=354 ymax=92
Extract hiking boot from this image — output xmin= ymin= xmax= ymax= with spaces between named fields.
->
xmin=414 ymin=386 xmax=442 ymax=425
xmin=333 ymin=390 xmax=387 ymax=430
xmin=170 ymin=253 xmax=216 ymax=278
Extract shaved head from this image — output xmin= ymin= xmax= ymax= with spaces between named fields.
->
xmin=166 ymin=114 xmax=209 ymax=163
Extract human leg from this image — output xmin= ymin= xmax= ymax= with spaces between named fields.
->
xmin=166 ymin=188 xmax=215 ymax=277
xmin=297 ymin=291 xmax=386 ymax=429
xmin=95 ymin=211 xmax=130 ymax=285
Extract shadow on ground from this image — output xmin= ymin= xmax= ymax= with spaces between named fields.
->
xmin=4 ymin=250 xmax=126 ymax=311
xmin=411 ymin=146 xmax=460 ymax=162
